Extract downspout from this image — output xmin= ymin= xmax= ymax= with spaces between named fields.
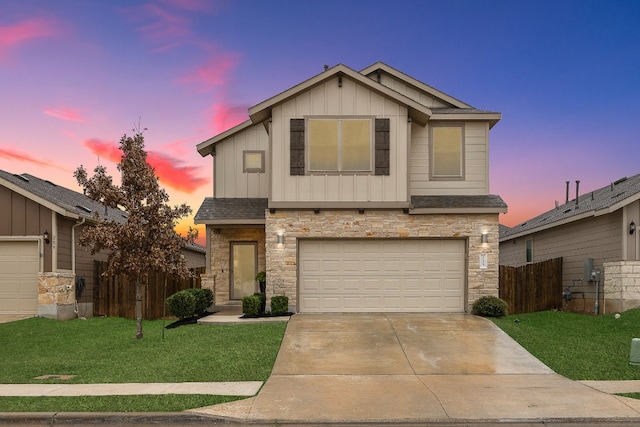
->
xmin=72 ymin=217 xmax=86 ymax=317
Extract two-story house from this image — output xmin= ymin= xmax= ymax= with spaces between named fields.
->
xmin=195 ymin=62 xmax=506 ymax=313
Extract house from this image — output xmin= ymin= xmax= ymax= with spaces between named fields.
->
xmin=499 ymin=176 xmax=640 ymax=314
xmin=195 ymin=62 xmax=507 ymax=313
xmin=0 ymin=169 xmax=206 ymax=320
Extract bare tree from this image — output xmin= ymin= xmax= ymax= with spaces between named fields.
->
xmin=74 ymin=131 xmax=197 ymax=339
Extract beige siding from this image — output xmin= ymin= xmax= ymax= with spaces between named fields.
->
xmin=500 ymin=212 xmax=623 ymax=289
xmin=270 ymin=76 xmax=409 ymax=204
xmin=372 ymin=73 xmax=451 ymax=108
xmin=214 ymin=124 xmax=269 ymax=198
xmin=410 ymin=121 xmax=489 ymax=195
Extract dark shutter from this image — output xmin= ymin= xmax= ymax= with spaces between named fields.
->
xmin=290 ymin=119 xmax=305 ymax=175
xmin=375 ymin=118 xmax=390 ymax=175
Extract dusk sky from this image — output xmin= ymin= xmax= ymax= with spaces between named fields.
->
xmin=1 ymin=0 xmax=638 ymax=246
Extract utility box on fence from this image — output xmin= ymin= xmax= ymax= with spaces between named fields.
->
xmin=630 ymin=338 xmax=640 ymax=365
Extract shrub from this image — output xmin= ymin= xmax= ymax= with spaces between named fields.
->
xmin=166 ymin=290 xmax=196 ymax=319
xmin=254 ymin=292 xmax=266 ymax=314
xmin=242 ymin=295 xmax=261 ymax=317
xmin=472 ymin=295 xmax=508 ymax=317
xmin=186 ymin=288 xmax=213 ymax=315
xmin=271 ymin=295 xmax=289 ymax=316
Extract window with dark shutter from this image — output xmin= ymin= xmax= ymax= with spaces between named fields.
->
xmin=290 ymin=119 xmax=305 ymax=175
xmin=375 ymin=118 xmax=390 ymax=175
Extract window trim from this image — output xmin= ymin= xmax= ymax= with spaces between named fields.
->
xmin=243 ymin=150 xmax=265 ymax=173
xmin=430 ymin=123 xmax=465 ymax=181
xmin=306 ymin=116 xmax=374 ymax=174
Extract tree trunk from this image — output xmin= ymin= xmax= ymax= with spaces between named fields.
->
xmin=135 ymin=277 xmax=143 ymax=339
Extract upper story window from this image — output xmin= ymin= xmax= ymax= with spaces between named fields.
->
xmin=430 ymin=124 xmax=464 ymax=180
xmin=243 ymin=150 xmax=265 ymax=173
xmin=308 ymin=118 xmax=372 ymax=173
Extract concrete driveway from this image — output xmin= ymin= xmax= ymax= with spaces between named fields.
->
xmin=193 ymin=313 xmax=640 ymax=424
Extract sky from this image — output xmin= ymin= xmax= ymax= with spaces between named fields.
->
xmin=1 ymin=0 xmax=639 ymax=246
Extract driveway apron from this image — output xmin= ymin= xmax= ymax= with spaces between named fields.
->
xmin=192 ymin=313 xmax=640 ymax=423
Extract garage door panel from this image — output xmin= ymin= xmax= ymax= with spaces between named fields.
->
xmin=0 ymin=241 xmax=39 ymax=316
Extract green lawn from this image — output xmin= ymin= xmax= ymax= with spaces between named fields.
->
xmin=0 ymin=316 xmax=286 ymax=411
xmin=491 ymin=309 xmax=640 ymax=381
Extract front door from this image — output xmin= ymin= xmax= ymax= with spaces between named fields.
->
xmin=231 ymin=242 xmax=257 ymax=300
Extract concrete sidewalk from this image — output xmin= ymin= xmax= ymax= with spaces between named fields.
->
xmin=0 ymin=382 xmax=262 ymax=397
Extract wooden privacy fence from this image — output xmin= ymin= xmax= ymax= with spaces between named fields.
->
xmin=94 ymin=261 xmax=205 ymax=320
xmin=499 ymin=257 xmax=563 ymax=314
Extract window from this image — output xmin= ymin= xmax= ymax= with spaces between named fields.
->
xmin=431 ymin=125 xmax=464 ymax=179
xmin=525 ymin=239 xmax=533 ymax=263
xmin=308 ymin=118 xmax=372 ymax=172
xmin=243 ymin=150 xmax=265 ymax=173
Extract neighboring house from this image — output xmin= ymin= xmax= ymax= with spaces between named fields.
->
xmin=499 ymin=176 xmax=640 ymax=314
xmin=0 ymin=170 xmax=206 ymax=320
xmin=195 ymin=62 xmax=507 ymax=313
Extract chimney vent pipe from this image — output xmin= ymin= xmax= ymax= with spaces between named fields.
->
xmin=565 ymin=181 xmax=570 ymax=204
xmin=575 ymin=180 xmax=580 ymax=206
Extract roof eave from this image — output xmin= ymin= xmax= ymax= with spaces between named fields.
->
xmin=411 ymin=207 xmax=508 ymax=215
xmin=194 ymin=218 xmax=266 ymax=225
xmin=0 ymin=176 xmax=81 ymax=220
xmin=196 ymin=120 xmax=253 ymax=156
xmin=430 ymin=112 xmax=502 ymax=129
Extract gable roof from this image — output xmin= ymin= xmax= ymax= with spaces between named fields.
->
xmin=500 ymin=174 xmax=640 ymax=241
xmin=0 ymin=169 xmax=128 ymax=223
xmin=197 ymin=62 xmax=501 ymax=156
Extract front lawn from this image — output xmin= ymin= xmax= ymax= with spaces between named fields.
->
xmin=0 ymin=316 xmax=286 ymax=411
xmin=492 ymin=309 xmax=640 ymax=381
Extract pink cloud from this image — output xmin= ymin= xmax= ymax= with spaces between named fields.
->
xmin=44 ymin=107 xmax=87 ymax=123
xmin=126 ymin=3 xmax=192 ymax=52
xmin=0 ymin=146 xmax=66 ymax=170
xmin=177 ymin=53 xmax=241 ymax=92
xmin=82 ymin=138 xmax=209 ymax=193
xmin=0 ymin=18 xmax=58 ymax=60
xmin=209 ymin=101 xmax=249 ymax=134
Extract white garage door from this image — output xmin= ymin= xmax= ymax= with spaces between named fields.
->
xmin=0 ymin=241 xmax=39 ymax=316
xmin=299 ymin=239 xmax=465 ymax=313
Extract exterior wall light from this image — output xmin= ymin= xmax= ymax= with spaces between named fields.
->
xmin=481 ymin=232 xmax=488 ymax=244
xmin=277 ymin=234 xmax=284 ymax=245
xmin=43 ymin=230 xmax=50 ymax=244
xmin=630 ymin=221 xmax=636 ymax=235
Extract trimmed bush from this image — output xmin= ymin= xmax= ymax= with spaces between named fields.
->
xmin=271 ymin=295 xmax=289 ymax=316
xmin=186 ymin=288 xmax=213 ymax=315
xmin=242 ymin=295 xmax=261 ymax=316
xmin=166 ymin=290 xmax=196 ymax=319
xmin=254 ymin=292 xmax=266 ymax=314
xmin=472 ymin=295 xmax=508 ymax=317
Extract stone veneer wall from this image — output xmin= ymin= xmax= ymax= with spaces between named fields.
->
xmin=38 ymin=272 xmax=76 ymax=320
xmin=265 ymin=210 xmax=499 ymax=312
xmin=209 ymin=227 xmax=266 ymax=305
xmin=603 ymin=261 xmax=640 ymax=313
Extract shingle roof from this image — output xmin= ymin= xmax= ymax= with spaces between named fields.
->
xmin=0 ymin=169 xmax=128 ymax=223
xmin=411 ymin=195 xmax=507 ymax=210
xmin=194 ymin=198 xmax=268 ymax=223
xmin=500 ymin=174 xmax=640 ymax=240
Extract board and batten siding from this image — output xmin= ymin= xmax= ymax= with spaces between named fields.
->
xmin=214 ymin=124 xmax=270 ymax=198
xmin=368 ymin=72 xmax=452 ymax=108
xmin=270 ymin=76 xmax=409 ymax=204
xmin=410 ymin=121 xmax=489 ymax=196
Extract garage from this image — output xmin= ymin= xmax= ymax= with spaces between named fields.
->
xmin=0 ymin=241 xmax=39 ymax=316
xmin=298 ymin=239 xmax=466 ymax=313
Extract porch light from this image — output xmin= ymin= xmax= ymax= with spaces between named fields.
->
xmin=277 ymin=233 xmax=284 ymax=245
xmin=481 ymin=232 xmax=488 ymax=244
xmin=630 ymin=221 xmax=636 ymax=235
xmin=43 ymin=230 xmax=50 ymax=244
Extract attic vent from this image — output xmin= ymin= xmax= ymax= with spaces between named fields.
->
xmin=520 ymin=222 xmax=527 ymax=227
xmin=76 ymin=205 xmax=92 ymax=213
xmin=613 ymin=177 xmax=628 ymax=185
xmin=44 ymin=180 xmax=56 ymax=186
xmin=563 ymin=208 xmax=572 ymax=214
xmin=539 ymin=217 xmax=549 ymax=222
xmin=612 ymin=192 xmax=624 ymax=199
xmin=14 ymin=174 xmax=29 ymax=182
xmin=121 ymin=214 xmax=128 ymax=219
